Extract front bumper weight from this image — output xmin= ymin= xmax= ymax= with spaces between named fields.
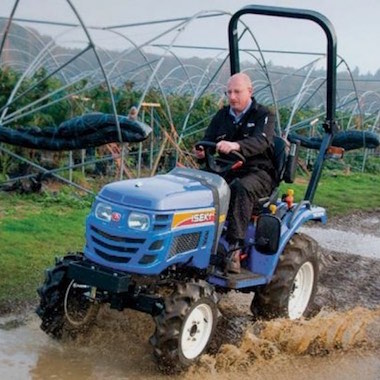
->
xmin=67 ymin=260 xmax=131 ymax=293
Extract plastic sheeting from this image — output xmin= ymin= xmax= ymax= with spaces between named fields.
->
xmin=0 ymin=113 xmax=152 ymax=150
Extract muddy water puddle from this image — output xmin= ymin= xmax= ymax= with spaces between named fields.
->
xmin=0 ymin=309 xmax=165 ymax=380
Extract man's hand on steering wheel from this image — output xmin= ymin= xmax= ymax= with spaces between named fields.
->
xmin=194 ymin=140 xmax=246 ymax=174
xmin=216 ymin=140 xmax=241 ymax=154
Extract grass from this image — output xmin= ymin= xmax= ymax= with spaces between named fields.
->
xmin=0 ymin=190 xmax=92 ymax=309
xmin=1 ymin=171 xmax=380 ymax=310
xmin=280 ymin=171 xmax=380 ymax=215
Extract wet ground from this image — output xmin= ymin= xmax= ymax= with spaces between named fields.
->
xmin=1 ymin=211 xmax=380 ymax=380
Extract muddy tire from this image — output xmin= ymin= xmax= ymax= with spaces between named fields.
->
xmin=150 ymin=280 xmax=218 ymax=372
xmin=251 ymin=233 xmax=319 ymax=320
xmin=36 ymin=254 xmax=99 ymax=339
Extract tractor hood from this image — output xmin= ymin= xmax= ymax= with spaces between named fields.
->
xmin=97 ymin=168 xmax=227 ymax=211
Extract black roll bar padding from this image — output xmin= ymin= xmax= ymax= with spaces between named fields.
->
xmin=228 ymin=5 xmax=338 ymax=202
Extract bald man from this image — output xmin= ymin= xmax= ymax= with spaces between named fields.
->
xmin=194 ymin=73 xmax=276 ymax=273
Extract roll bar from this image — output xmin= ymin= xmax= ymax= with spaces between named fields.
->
xmin=228 ymin=5 xmax=338 ymax=202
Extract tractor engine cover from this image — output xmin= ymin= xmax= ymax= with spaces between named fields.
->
xmin=84 ymin=168 xmax=230 ymax=275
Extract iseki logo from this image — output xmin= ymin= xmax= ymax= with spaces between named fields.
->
xmin=191 ymin=212 xmax=214 ymax=223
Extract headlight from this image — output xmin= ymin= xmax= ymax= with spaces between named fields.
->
xmin=95 ymin=202 xmax=112 ymax=222
xmin=128 ymin=212 xmax=150 ymax=231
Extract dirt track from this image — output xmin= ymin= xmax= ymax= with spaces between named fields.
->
xmin=309 ymin=210 xmax=380 ymax=310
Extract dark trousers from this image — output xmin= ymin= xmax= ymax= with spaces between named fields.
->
xmin=225 ymin=169 xmax=274 ymax=243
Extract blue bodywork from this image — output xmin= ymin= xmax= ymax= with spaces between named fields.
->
xmin=84 ymin=168 xmax=326 ymax=288
xmin=85 ymin=172 xmax=217 ymax=275
xmin=208 ymin=202 xmax=326 ymax=288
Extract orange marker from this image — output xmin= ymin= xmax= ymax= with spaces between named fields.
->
xmin=285 ymin=189 xmax=294 ymax=208
xmin=269 ymin=204 xmax=277 ymax=215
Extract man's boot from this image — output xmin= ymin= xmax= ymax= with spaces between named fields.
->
xmin=226 ymin=248 xmax=241 ymax=274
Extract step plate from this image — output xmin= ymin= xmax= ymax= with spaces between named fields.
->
xmin=208 ymin=268 xmax=267 ymax=289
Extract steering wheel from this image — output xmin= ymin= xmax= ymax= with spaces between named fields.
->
xmin=195 ymin=140 xmax=246 ymax=174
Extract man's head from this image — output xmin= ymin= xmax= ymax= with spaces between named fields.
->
xmin=226 ymin=73 xmax=253 ymax=115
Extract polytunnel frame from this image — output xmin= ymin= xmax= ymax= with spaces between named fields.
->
xmin=0 ymin=6 xmax=233 ymax=187
xmin=104 ymin=11 xmax=233 ymax=169
xmin=0 ymin=3 xmax=182 ymax=183
xmin=0 ymin=5 xmax=373 ymax=132
xmin=0 ymin=2 xmax=378 ymax=191
xmin=350 ymin=91 xmax=380 ymax=172
xmin=177 ymin=13 xmax=286 ymax=142
xmin=0 ymin=0 xmax=124 ymax=193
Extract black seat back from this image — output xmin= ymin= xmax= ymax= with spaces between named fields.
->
xmin=256 ymin=136 xmax=299 ymax=211
xmin=273 ymin=136 xmax=287 ymax=185
xmin=273 ymin=136 xmax=300 ymax=185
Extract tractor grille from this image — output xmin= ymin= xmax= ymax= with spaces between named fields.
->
xmin=153 ymin=214 xmax=171 ymax=231
xmin=94 ymin=248 xmax=131 ymax=263
xmin=90 ymin=224 xmax=145 ymax=264
xmin=169 ymin=232 xmax=200 ymax=257
xmin=92 ymin=236 xmax=138 ymax=253
xmin=90 ymin=225 xmax=145 ymax=244
xmin=89 ymin=213 xmax=170 ymax=267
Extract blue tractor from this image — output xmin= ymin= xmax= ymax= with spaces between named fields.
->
xmin=37 ymin=5 xmax=338 ymax=371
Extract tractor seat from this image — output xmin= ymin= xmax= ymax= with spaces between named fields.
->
xmin=255 ymin=136 xmax=299 ymax=213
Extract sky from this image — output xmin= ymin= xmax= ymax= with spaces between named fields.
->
xmin=1 ymin=0 xmax=379 ymax=74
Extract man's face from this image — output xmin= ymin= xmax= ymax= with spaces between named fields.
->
xmin=226 ymin=78 xmax=252 ymax=114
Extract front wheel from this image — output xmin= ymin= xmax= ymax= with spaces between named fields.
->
xmin=36 ymin=254 xmax=100 ymax=338
xmin=150 ymin=280 xmax=218 ymax=372
xmin=251 ymin=233 xmax=319 ymax=320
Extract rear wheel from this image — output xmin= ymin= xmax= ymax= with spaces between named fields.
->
xmin=150 ymin=280 xmax=218 ymax=372
xmin=251 ymin=233 xmax=319 ymax=320
xmin=36 ymin=254 xmax=100 ymax=338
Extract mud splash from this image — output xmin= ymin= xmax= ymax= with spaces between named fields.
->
xmin=186 ymin=307 xmax=380 ymax=379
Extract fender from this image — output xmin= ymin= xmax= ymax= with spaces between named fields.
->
xmin=248 ymin=202 xmax=326 ymax=280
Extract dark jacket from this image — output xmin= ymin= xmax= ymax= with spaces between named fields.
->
xmin=203 ymin=98 xmax=276 ymax=177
